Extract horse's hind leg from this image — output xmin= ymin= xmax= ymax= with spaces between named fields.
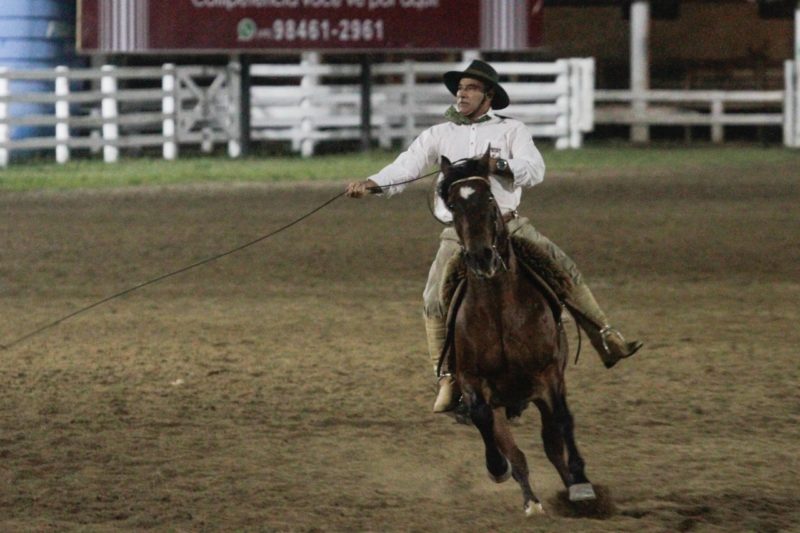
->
xmin=468 ymin=393 xmax=512 ymax=483
xmin=534 ymin=396 xmax=571 ymax=486
xmin=535 ymin=386 xmax=595 ymax=502
xmin=492 ymin=406 xmax=544 ymax=516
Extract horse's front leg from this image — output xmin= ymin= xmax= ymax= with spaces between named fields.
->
xmin=465 ymin=387 xmax=512 ymax=483
xmin=492 ymin=406 xmax=545 ymax=516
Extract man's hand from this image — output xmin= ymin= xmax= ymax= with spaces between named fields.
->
xmin=345 ymin=179 xmax=380 ymax=198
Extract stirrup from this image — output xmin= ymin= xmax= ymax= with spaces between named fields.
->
xmin=599 ymin=325 xmax=643 ymax=368
xmin=599 ymin=325 xmax=623 ymax=356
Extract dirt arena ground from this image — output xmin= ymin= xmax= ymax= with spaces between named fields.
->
xmin=1 ymin=157 xmax=799 ymax=532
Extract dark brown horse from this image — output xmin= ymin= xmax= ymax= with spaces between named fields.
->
xmin=438 ymin=151 xmax=596 ymax=516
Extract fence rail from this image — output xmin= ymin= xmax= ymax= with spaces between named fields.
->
xmin=1 ymin=58 xmax=797 ymax=167
xmin=595 ymin=65 xmax=798 ymax=146
xmin=0 ymin=63 xmax=241 ymax=167
xmin=250 ymin=56 xmax=595 ymax=156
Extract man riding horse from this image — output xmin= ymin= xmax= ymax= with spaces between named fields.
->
xmin=346 ymin=59 xmax=642 ymax=412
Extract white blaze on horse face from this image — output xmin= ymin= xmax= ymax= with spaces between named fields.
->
xmin=459 ymin=186 xmax=476 ymax=200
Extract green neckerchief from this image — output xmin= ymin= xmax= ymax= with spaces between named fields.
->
xmin=444 ymin=106 xmax=492 ymax=125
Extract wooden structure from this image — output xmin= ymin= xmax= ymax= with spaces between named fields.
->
xmin=249 ymin=56 xmax=595 ymax=156
xmin=0 ymin=63 xmax=241 ymax=166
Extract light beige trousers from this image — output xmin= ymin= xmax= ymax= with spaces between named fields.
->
xmin=423 ymin=216 xmax=594 ymax=320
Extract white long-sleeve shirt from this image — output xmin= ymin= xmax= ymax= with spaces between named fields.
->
xmin=367 ymin=112 xmax=546 ymax=223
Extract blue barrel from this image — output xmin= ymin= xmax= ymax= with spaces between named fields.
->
xmin=0 ymin=0 xmax=78 ymax=140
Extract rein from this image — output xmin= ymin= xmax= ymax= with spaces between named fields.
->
xmin=1 ymin=169 xmax=443 ymax=351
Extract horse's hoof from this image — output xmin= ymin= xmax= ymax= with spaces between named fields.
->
xmin=569 ymin=483 xmax=597 ymax=502
xmin=488 ymin=458 xmax=512 ymax=483
xmin=524 ymin=501 xmax=545 ymax=516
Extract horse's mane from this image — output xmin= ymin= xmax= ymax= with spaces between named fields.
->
xmin=437 ymin=156 xmax=490 ymax=204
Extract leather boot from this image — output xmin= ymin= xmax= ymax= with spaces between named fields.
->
xmin=433 ymin=375 xmax=456 ymax=413
xmin=567 ymin=283 xmax=643 ymax=369
xmin=596 ymin=326 xmax=643 ymax=369
xmin=425 ymin=316 xmax=456 ymax=413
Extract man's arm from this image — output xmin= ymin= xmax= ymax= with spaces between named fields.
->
xmin=505 ymin=122 xmax=546 ymax=188
xmin=345 ymin=127 xmax=439 ymax=199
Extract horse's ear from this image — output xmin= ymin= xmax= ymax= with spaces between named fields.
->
xmin=478 ymin=145 xmax=491 ymax=176
xmin=440 ymin=155 xmax=452 ymax=173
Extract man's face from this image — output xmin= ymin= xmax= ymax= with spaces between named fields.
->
xmin=455 ymin=77 xmax=491 ymax=119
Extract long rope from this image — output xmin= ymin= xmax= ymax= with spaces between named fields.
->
xmin=1 ymin=170 xmax=441 ymax=351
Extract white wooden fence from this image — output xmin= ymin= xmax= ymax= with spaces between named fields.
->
xmin=0 ymin=63 xmax=241 ymax=167
xmin=786 ymin=60 xmax=800 ymax=147
xmin=2 ymin=58 xmax=798 ymax=167
xmin=250 ymin=57 xmax=595 ymax=156
xmin=595 ymin=60 xmax=800 ymax=147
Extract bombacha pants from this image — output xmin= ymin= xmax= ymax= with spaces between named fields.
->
xmin=422 ymin=216 xmax=608 ymax=371
xmin=423 ymin=216 xmax=591 ymax=318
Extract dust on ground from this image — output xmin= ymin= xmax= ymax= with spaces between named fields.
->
xmin=1 ymin=161 xmax=799 ymax=532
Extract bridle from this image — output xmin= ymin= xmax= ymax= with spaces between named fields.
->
xmin=447 ymin=176 xmax=509 ymax=275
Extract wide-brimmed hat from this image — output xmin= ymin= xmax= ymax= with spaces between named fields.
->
xmin=443 ymin=60 xmax=509 ymax=110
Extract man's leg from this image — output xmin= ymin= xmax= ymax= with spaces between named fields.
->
xmin=509 ymin=217 xmax=642 ymax=368
xmin=423 ymin=227 xmax=461 ymax=412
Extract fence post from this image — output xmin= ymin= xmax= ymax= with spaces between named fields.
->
xmin=783 ymin=61 xmax=790 ymax=147
xmin=580 ymin=58 xmax=596 ymax=134
xmin=630 ymin=0 xmax=651 ymax=143
xmin=236 ymin=55 xmax=251 ymax=157
xmin=568 ymin=60 xmax=582 ymax=148
xmin=786 ymin=60 xmax=800 ymax=148
xmin=359 ymin=55 xmax=372 ymax=152
xmin=796 ymin=5 xmax=799 ymax=144
xmin=299 ymin=52 xmax=319 ymax=157
xmin=101 ymin=65 xmax=119 ymax=163
xmin=227 ymin=60 xmax=242 ymax=158
xmin=402 ymin=60 xmax=416 ymax=147
xmin=199 ymin=67 xmax=216 ymax=155
xmin=462 ymin=50 xmax=481 ymax=63
xmin=201 ymin=127 xmax=213 ymax=153
xmin=555 ymin=59 xmax=570 ymax=150
xmin=55 ymin=66 xmax=70 ymax=164
xmin=711 ymin=96 xmax=724 ymax=143
xmin=0 ymin=67 xmax=8 ymax=168
xmin=162 ymin=63 xmax=177 ymax=160
xmin=794 ymin=60 xmax=800 ymax=148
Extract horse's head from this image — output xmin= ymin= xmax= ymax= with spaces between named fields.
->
xmin=439 ymin=148 xmax=508 ymax=279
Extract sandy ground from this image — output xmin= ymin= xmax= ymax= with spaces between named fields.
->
xmin=1 ymin=161 xmax=799 ymax=532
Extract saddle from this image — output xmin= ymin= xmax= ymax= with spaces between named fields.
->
xmin=436 ymin=236 xmax=575 ymax=377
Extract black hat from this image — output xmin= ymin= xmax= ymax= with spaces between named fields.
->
xmin=443 ymin=60 xmax=509 ymax=110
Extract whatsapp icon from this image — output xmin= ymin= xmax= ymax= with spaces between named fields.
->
xmin=238 ymin=18 xmax=257 ymax=42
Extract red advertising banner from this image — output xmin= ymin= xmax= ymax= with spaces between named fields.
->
xmin=78 ymin=0 xmax=543 ymax=53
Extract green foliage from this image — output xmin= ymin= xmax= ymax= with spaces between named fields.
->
xmin=0 ymin=145 xmax=797 ymax=191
